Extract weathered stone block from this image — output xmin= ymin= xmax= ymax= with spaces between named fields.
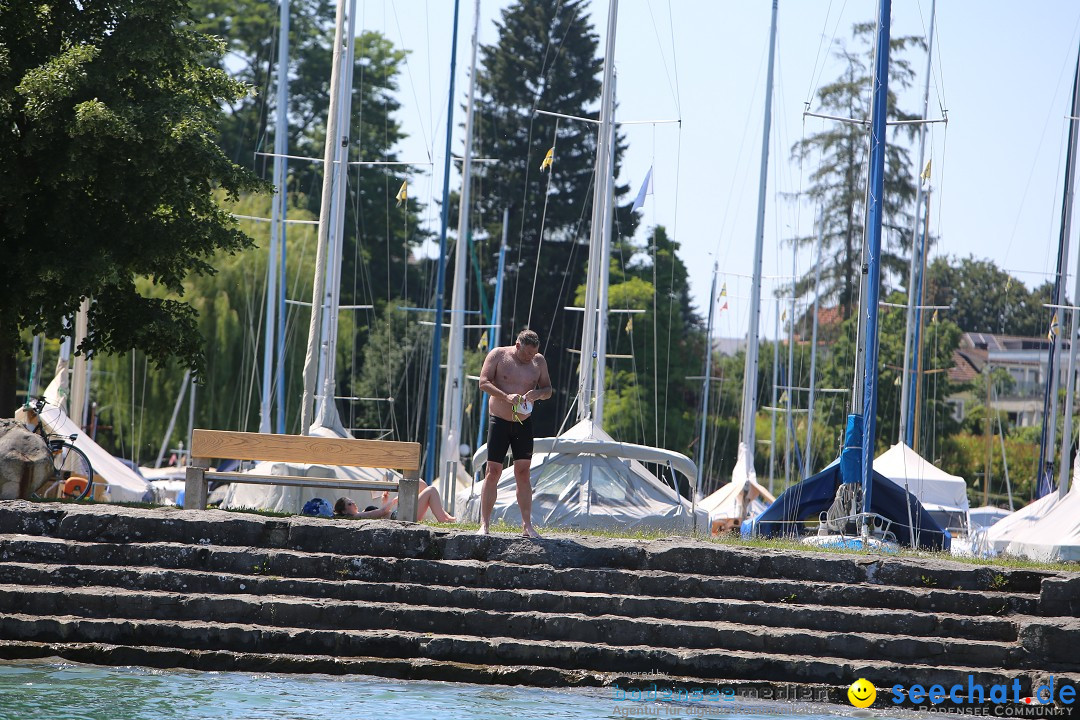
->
xmin=0 ymin=419 xmax=52 ymax=499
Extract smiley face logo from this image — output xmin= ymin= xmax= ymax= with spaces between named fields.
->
xmin=848 ymin=678 xmax=877 ymax=708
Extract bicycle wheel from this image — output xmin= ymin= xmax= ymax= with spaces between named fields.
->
xmin=32 ymin=441 xmax=94 ymax=501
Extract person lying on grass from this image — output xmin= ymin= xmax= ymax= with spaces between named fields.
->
xmin=334 ymin=486 xmax=456 ymax=523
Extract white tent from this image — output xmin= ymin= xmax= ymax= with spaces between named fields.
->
xmin=985 ymin=455 xmax=1080 ymax=562
xmin=873 ymin=443 xmax=970 ymax=532
xmin=26 ymin=402 xmax=151 ymax=503
xmin=462 ymin=418 xmax=707 ymax=533
xmin=217 ymin=424 xmax=398 ymax=514
xmin=698 ymin=475 xmax=775 ymax=533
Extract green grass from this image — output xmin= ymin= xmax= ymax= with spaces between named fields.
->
xmin=20 ymin=497 xmax=1078 ymax=572
xmin=708 ymin=531 xmax=1079 ymax=571
xmin=437 ymin=519 xmax=673 ymax=540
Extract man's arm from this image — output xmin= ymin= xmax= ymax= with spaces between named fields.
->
xmin=527 ymin=355 xmax=553 ymax=402
xmin=478 ymin=349 xmax=511 ymax=401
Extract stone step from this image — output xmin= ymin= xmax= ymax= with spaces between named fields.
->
xmin=0 ymin=638 xmax=624 ymax=690
xmin=0 ymin=613 xmax=1043 ymax=692
xmin=0 ymin=561 xmax=1020 ymax=643
xmin=0 ymin=534 xmax=1040 ymax=618
xmin=0 ymin=584 xmax=1021 ymax=669
xmin=0 ymin=503 xmax=1054 ymax=593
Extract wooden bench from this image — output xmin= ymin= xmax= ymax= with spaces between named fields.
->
xmin=183 ymin=429 xmax=420 ymax=521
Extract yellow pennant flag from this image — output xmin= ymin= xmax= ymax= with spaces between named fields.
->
xmin=719 ymin=283 xmax=727 ymax=297
xmin=477 ymin=330 xmax=489 ymax=352
xmin=539 ymin=147 xmax=554 ymax=172
xmin=921 ymin=159 xmax=932 ymax=181
xmin=395 ymin=180 xmax=407 ymax=207
xmin=625 ymin=317 xmax=633 ymax=333
xmin=781 ymin=310 xmax=787 ymax=324
xmin=1049 ymin=313 xmax=1060 ymax=342
xmin=932 ymin=309 xmax=939 ymax=324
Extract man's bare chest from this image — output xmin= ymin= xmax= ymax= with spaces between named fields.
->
xmin=496 ymin=354 xmax=539 ymax=385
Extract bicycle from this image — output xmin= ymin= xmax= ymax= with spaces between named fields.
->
xmin=23 ymin=397 xmax=94 ymax=501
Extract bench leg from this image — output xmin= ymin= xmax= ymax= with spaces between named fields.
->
xmin=184 ymin=463 xmax=209 ymax=510
xmin=398 ymin=469 xmax=420 ymax=523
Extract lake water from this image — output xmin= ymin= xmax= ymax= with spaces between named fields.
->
xmin=0 ymin=660 xmax=878 ymax=720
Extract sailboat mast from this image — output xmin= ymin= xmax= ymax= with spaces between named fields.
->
xmin=261 ymin=0 xmax=289 ymax=434
xmin=697 ymin=263 xmax=718 ymax=492
xmin=70 ymin=297 xmax=90 ymax=430
xmin=737 ymin=0 xmax=779 ymax=475
xmin=856 ymin=0 xmax=893 ymax=522
xmin=439 ymin=0 xmax=481 ymax=483
xmin=477 ymin=209 xmax=510 ymax=456
xmin=577 ymin=0 xmax=618 ymax=422
xmin=785 ymin=222 xmax=795 ymax=486
xmin=1037 ymin=47 xmax=1080 ymax=497
xmin=768 ymin=301 xmax=780 ymax=493
xmin=423 ymin=0 xmax=463 ymax=479
xmin=1055 ymin=46 xmax=1080 ymax=499
xmin=594 ymin=82 xmax=618 ymax=428
xmin=899 ymin=0 xmax=936 ymax=446
xmin=314 ymin=0 xmax=359 ymax=433
xmin=804 ymin=211 xmax=824 ymax=479
xmin=300 ymin=0 xmax=350 ymax=434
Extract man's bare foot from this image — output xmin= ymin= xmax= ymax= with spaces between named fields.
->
xmin=439 ymin=513 xmax=457 ymax=523
xmin=521 ymin=526 xmax=542 ymax=539
xmin=476 ymin=524 xmax=489 ymax=536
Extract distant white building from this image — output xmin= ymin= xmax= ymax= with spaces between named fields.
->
xmin=949 ymin=332 xmax=1072 ymax=428
xmin=712 ymin=337 xmax=746 ymax=356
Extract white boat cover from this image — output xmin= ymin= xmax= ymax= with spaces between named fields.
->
xmin=968 ymin=505 xmax=1012 ymax=530
xmin=462 ymin=418 xmax=707 ymax=532
xmin=699 ymin=476 xmax=775 ymax=525
xmin=28 ymin=401 xmax=151 ymax=503
xmin=698 ymin=441 xmax=774 ymax=528
xmin=217 ymin=424 xmax=399 ymax=514
xmin=873 ymin=442 xmax=970 ymax=514
xmin=985 ymin=458 xmax=1080 ymax=562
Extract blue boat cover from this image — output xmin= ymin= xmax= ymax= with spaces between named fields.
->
xmin=741 ymin=457 xmax=951 ymax=551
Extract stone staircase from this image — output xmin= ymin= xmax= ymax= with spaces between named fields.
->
xmin=1 ymin=500 xmax=1078 ymax=707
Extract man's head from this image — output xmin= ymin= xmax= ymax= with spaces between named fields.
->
xmin=515 ymin=329 xmax=540 ymax=361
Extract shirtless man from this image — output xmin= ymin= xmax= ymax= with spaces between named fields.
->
xmin=477 ymin=329 xmax=552 ymax=537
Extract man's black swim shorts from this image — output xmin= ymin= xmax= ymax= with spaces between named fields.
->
xmin=487 ymin=415 xmax=534 ymax=463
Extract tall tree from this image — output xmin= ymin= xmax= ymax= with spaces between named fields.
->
xmin=88 ymin=191 xmax=320 ymax=460
xmin=790 ymin=22 xmax=925 ymax=318
xmin=0 ymin=0 xmax=266 ymax=417
xmin=188 ymin=0 xmax=329 ymax=166
xmin=470 ymin=0 xmax=633 ymax=436
xmin=925 ymin=256 xmax=1054 ymax=338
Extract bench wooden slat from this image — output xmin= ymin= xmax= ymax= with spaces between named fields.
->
xmin=191 ymin=429 xmax=420 ymax=470
xmin=206 ymin=471 xmax=400 ymax=492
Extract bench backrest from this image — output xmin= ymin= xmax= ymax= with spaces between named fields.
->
xmin=190 ymin=429 xmax=420 ymax=471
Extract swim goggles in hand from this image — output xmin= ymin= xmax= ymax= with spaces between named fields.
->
xmin=511 ymin=398 xmax=533 ymax=424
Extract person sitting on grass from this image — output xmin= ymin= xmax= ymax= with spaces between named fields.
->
xmin=334 ymin=484 xmax=456 ymax=523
